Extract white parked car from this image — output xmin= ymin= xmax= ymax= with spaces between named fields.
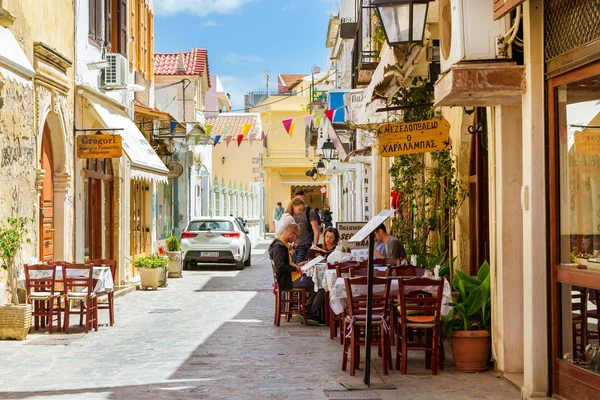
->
xmin=181 ymin=216 xmax=251 ymax=270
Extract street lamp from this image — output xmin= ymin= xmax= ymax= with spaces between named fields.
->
xmin=316 ymin=159 xmax=326 ymax=175
xmin=321 ymin=138 xmax=337 ymax=162
xmin=372 ymin=0 xmax=431 ymax=46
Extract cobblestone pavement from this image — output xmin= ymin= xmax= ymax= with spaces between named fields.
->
xmin=0 ymin=240 xmax=520 ymax=400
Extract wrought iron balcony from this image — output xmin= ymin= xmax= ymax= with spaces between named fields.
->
xmin=351 ymin=0 xmax=383 ymax=88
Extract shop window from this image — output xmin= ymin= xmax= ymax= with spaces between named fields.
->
xmin=88 ymin=0 xmax=126 ymax=55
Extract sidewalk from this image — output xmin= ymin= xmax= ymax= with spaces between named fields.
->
xmin=0 ymin=241 xmax=520 ymax=399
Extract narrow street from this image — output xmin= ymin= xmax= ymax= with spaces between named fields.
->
xmin=0 ymin=241 xmax=519 ymax=400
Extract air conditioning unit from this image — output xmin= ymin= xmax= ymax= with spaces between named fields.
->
xmin=103 ymin=53 xmax=128 ymax=88
xmin=439 ymin=0 xmax=511 ymax=74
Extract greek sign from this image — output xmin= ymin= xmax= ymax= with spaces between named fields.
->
xmin=574 ymin=130 xmax=600 ymax=155
xmin=77 ymin=134 xmax=122 ymax=159
xmin=336 ymin=222 xmax=368 ymax=249
xmin=377 ymin=118 xmax=450 ymax=157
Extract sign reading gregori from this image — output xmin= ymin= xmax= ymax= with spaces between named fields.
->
xmin=377 ymin=118 xmax=450 ymax=157
xmin=77 ymin=134 xmax=123 ymax=159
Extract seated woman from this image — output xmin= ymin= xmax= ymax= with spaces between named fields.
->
xmin=307 ymin=227 xmax=340 ymax=260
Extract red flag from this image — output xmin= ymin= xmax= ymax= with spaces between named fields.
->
xmin=282 ymin=118 xmax=293 ymax=135
xmin=261 ymin=131 xmax=266 ymax=140
xmin=237 ymin=134 xmax=243 ymax=147
xmin=325 ymin=109 xmax=335 ymax=122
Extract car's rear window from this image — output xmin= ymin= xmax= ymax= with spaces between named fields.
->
xmin=188 ymin=221 xmax=234 ymax=232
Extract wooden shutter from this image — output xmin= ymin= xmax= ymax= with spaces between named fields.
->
xmin=119 ymin=0 xmax=127 ymax=56
xmin=89 ymin=0 xmax=96 ymax=38
xmin=493 ymin=0 xmax=525 ymax=20
xmin=95 ymin=0 xmax=102 ymax=42
xmin=105 ymin=0 xmax=112 ymax=51
xmin=148 ymin=10 xmax=154 ymax=81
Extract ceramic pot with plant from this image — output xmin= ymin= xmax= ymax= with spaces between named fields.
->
xmin=134 ymin=253 xmax=168 ymax=290
xmin=442 ymin=261 xmax=491 ymax=372
xmin=0 ymin=217 xmax=33 ymax=340
xmin=166 ymin=235 xmax=182 ymax=278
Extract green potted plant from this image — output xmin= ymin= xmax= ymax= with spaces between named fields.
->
xmin=134 ymin=253 xmax=168 ymax=290
xmin=0 ymin=217 xmax=33 ymax=340
xmin=166 ymin=235 xmax=182 ymax=278
xmin=442 ymin=261 xmax=491 ymax=372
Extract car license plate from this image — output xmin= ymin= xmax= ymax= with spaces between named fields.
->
xmin=199 ymin=252 xmax=219 ymax=258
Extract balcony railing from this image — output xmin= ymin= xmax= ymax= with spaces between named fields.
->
xmin=351 ymin=1 xmax=382 ymax=88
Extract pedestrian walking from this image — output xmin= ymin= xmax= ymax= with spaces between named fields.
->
xmin=322 ymin=206 xmax=333 ymax=229
xmin=292 ymin=188 xmax=319 ymax=264
xmin=273 ymin=201 xmax=284 ymax=232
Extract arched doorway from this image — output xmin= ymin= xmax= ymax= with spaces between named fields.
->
xmin=39 ymin=124 xmax=54 ymax=262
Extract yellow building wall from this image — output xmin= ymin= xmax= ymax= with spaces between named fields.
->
xmin=212 ymin=139 xmax=263 ymax=185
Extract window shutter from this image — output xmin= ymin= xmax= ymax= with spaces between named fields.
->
xmin=493 ymin=0 xmax=525 ymax=20
xmin=95 ymin=0 xmax=102 ymax=42
xmin=89 ymin=0 xmax=96 ymax=38
xmin=119 ymin=0 xmax=127 ymax=56
xmin=105 ymin=0 xmax=112 ymax=51
xmin=148 ymin=10 xmax=154 ymax=81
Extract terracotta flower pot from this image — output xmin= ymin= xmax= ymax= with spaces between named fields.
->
xmin=450 ymin=330 xmax=491 ymax=372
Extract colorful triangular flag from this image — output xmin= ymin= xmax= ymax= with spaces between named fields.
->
xmin=170 ymin=121 xmax=178 ymax=133
xmin=289 ymin=123 xmax=295 ymax=137
xmin=221 ymin=125 xmax=232 ymax=137
xmin=205 ymin=124 xmax=213 ymax=137
xmin=186 ymin=123 xmax=195 ymax=134
xmin=282 ymin=118 xmax=293 ymax=135
xmin=324 ymin=109 xmax=335 ymax=123
xmin=303 ymin=115 xmax=314 ymax=128
xmin=213 ymin=135 xmax=221 ymax=146
xmin=249 ymin=133 xmax=255 ymax=146
xmin=225 ymin=135 xmax=233 ymax=147
xmin=237 ymin=134 xmax=243 ymax=147
xmin=194 ymin=135 xmax=201 ymax=145
xmin=315 ymin=115 xmax=322 ymax=127
xmin=241 ymin=123 xmax=252 ymax=137
xmin=261 ymin=131 xmax=266 ymax=140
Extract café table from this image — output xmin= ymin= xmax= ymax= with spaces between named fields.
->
xmin=18 ymin=265 xmax=114 ymax=293
xmin=328 ymin=275 xmax=452 ymax=316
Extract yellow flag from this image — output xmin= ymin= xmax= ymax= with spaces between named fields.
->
xmin=289 ymin=123 xmax=295 ymax=137
xmin=241 ymin=123 xmax=252 ymax=137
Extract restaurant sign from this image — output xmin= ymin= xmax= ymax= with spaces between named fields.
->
xmin=336 ymin=222 xmax=368 ymax=249
xmin=377 ymin=118 xmax=450 ymax=157
xmin=77 ymin=134 xmax=122 ymax=159
xmin=574 ymin=130 xmax=600 ymax=155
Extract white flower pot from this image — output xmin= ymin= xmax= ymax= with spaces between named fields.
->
xmin=167 ymin=251 xmax=183 ymax=278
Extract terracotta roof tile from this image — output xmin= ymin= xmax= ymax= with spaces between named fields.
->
xmin=278 ymin=74 xmax=308 ymax=88
xmin=204 ymin=113 xmax=262 ymax=141
xmin=154 ymin=49 xmax=210 ymax=78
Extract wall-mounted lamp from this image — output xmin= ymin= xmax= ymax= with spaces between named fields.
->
xmin=221 ymin=156 xmax=226 ymax=164
xmin=372 ymin=0 xmax=432 ymax=47
xmin=86 ymin=60 xmax=110 ymax=70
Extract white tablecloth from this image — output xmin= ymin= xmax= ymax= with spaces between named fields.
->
xmin=328 ymin=276 xmax=452 ymax=316
xmin=18 ymin=266 xmax=114 ymax=293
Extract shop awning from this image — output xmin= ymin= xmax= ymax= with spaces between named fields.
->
xmin=88 ymin=99 xmax=169 ymax=183
xmin=0 ymin=26 xmax=35 ymax=87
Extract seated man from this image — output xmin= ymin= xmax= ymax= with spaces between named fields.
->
xmin=268 ymin=223 xmax=324 ymax=325
xmin=374 ymin=223 xmax=406 ymax=261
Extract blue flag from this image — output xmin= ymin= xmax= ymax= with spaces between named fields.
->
xmin=169 ymin=121 xmax=177 ymax=133
xmin=213 ymin=135 xmax=221 ymax=146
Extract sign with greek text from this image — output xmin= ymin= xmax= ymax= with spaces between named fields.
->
xmin=574 ymin=130 xmax=600 ymax=155
xmin=377 ymin=118 xmax=450 ymax=157
xmin=77 ymin=134 xmax=122 ymax=159
xmin=336 ymin=222 xmax=368 ymax=249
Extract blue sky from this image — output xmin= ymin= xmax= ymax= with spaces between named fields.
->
xmin=155 ymin=0 xmax=333 ymax=111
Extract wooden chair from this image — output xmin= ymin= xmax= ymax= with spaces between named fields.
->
xmin=586 ymin=289 xmax=600 ymax=344
xmin=342 ymin=276 xmax=393 ymax=376
xmin=61 ymin=263 xmax=98 ymax=333
xmin=271 ymin=263 xmax=308 ymax=327
xmin=395 ymin=277 xmax=444 ymax=375
xmin=572 ymin=286 xmax=588 ymax=359
xmin=24 ymin=264 xmax=61 ymax=334
xmin=348 ymin=266 xmax=388 ymax=277
xmin=385 ymin=265 xmax=425 ymax=345
xmin=328 ymin=260 xmax=362 ymax=342
xmin=88 ymin=259 xmax=116 ymax=326
xmin=373 ymin=258 xmax=402 ymax=267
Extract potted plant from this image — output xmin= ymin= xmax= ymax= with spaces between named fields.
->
xmin=0 ymin=217 xmax=33 ymax=340
xmin=166 ymin=235 xmax=182 ymax=278
xmin=442 ymin=261 xmax=491 ymax=372
xmin=134 ymin=253 xmax=168 ymax=290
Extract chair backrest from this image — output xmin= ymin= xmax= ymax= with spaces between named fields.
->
xmin=349 ymin=266 xmax=387 ymax=277
xmin=88 ymin=258 xmax=117 ymax=284
xmin=396 ymin=277 xmax=444 ymax=323
xmin=386 ymin=265 xmax=425 ymax=277
xmin=373 ymin=258 xmax=402 ymax=267
xmin=60 ymin=263 xmax=94 ymax=294
xmin=24 ymin=264 xmax=56 ymax=296
xmin=344 ymin=276 xmax=390 ymax=318
xmin=330 ymin=260 xmax=362 ymax=278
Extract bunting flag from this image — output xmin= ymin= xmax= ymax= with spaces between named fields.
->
xmin=221 ymin=125 xmax=232 ymax=137
xmin=194 ymin=134 xmax=201 ymax=145
xmin=225 ymin=135 xmax=233 ymax=147
xmin=324 ymin=109 xmax=336 ymax=123
xmin=248 ymin=133 xmax=255 ymax=146
xmin=186 ymin=123 xmax=195 ymax=134
xmin=315 ymin=115 xmax=322 ymax=127
xmin=303 ymin=114 xmax=314 ymax=128
xmin=213 ymin=135 xmax=221 ymax=146
xmin=261 ymin=131 xmax=266 ymax=140
xmin=205 ymin=124 xmax=213 ymax=137
xmin=241 ymin=123 xmax=252 ymax=137
xmin=237 ymin=134 xmax=243 ymax=147
xmin=289 ymin=123 xmax=295 ymax=137
xmin=282 ymin=118 xmax=293 ymax=135
xmin=169 ymin=121 xmax=178 ymax=134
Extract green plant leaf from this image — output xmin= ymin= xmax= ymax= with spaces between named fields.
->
xmin=477 ymin=260 xmax=490 ymax=283
xmin=455 ymin=270 xmax=481 ymax=289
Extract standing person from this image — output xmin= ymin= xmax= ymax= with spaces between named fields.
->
xmin=314 ymin=207 xmax=322 ymax=234
xmin=322 ymin=206 xmax=333 ymax=229
xmin=374 ymin=223 xmax=406 ymax=261
xmin=273 ymin=202 xmax=284 ymax=232
xmin=293 ymin=188 xmax=319 ymax=264
xmin=268 ymin=222 xmax=324 ymax=325
xmin=275 ymin=198 xmax=305 ymax=237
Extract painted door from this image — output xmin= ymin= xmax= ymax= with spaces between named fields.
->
xmin=40 ymin=127 xmax=54 ymax=262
